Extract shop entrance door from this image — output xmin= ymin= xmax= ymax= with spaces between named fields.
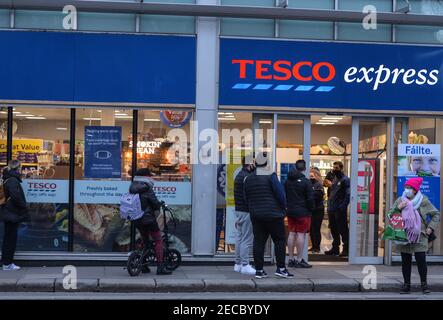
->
xmin=349 ymin=117 xmax=390 ymax=264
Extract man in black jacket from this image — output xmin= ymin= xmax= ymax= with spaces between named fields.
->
xmin=325 ymin=161 xmax=350 ymax=257
xmin=130 ymin=168 xmax=171 ymax=275
xmin=244 ymin=152 xmax=293 ymax=279
xmin=285 ymin=160 xmax=314 ymax=268
xmin=1 ymin=160 xmax=28 ymax=271
xmin=233 ymin=156 xmax=256 ymax=275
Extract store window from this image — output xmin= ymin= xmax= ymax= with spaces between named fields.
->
xmin=0 ymin=9 xmax=9 ymax=28
xmin=14 ymin=10 xmax=64 ymax=30
xmin=140 ymin=15 xmax=195 ymax=34
xmin=78 ymin=13 xmax=136 ymax=32
xmin=74 ymin=108 xmax=133 ymax=253
xmin=395 ymin=117 xmax=442 ymax=256
xmin=8 ymin=108 xmax=70 ymax=251
xmin=136 ymin=110 xmax=193 ymax=254
xmin=0 ymin=107 xmax=7 ymax=168
xmin=395 ymin=0 xmax=443 ymax=44
xmin=278 ymin=0 xmax=334 ymax=40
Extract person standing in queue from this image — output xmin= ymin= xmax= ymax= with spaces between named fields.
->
xmin=243 ymin=152 xmax=293 ymax=279
xmin=233 ymin=156 xmax=256 ymax=275
xmin=309 ymin=167 xmax=325 ymax=254
xmin=285 ymin=160 xmax=314 ymax=268
xmin=1 ymin=160 xmax=29 ymax=271
xmin=325 ymin=161 xmax=350 ymax=257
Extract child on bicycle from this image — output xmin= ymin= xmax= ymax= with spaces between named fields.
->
xmin=129 ymin=168 xmax=172 ymax=275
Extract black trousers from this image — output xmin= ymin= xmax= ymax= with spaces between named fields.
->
xmin=401 ymin=252 xmax=427 ymax=284
xmin=328 ymin=209 xmax=349 ymax=251
xmin=310 ymin=209 xmax=325 ymax=250
xmin=1 ymin=222 xmax=19 ymax=265
xmin=251 ymin=217 xmax=286 ymax=270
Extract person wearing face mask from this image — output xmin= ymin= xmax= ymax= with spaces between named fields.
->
xmin=309 ymin=168 xmax=325 ymax=254
xmin=0 ymin=160 xmax=29 ymax=271
xmin=325 ymin=161 xmax=350 ymax=257
xmin=391 ymin=177 xmax=440 ymax=294
xmin=285 ymin=160 xmax=314 ymax=268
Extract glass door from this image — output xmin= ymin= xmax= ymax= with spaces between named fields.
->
xmin=350 ymin=117 xmax=389 ymax=264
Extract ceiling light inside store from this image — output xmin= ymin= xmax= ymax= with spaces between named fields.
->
xmin=144 ymin=118 xmax=160 ymax=122
xmin=15 ymin=114 xmax=35 ymax=117
xmin=322 ymin=117 xmax=343 ymax=120
xmin=115 ymin=113 xmax=128 ymax=116
xmin=318 ymin=119 xmax=339 ymax=122
xmin=218 ymin=118 xmax=236 ymax=121
xmin=82 ymin=117 xmax=101 ymax=121
xmin=316 ymin=122 xmax=335 ymax=125
xmin=56 ymin=127 xmax=68 ymax=131
xmin=115 ymin=116 xmax=132 ymax=119
xmin=259 ymin=120 xmax=272 ymax=124
xmin=13 ymin=112 xmax=21 ymax=114
xmin=26 ymin=117 xmax=46 ymax=120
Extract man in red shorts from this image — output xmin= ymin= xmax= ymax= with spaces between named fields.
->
xmin=285 ymin=160 xmax=314 ymax=268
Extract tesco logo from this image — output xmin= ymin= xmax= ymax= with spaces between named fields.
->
xmin=27 ymin=182 xmax=57 ymax=190
xmin=232 ymin=59 xmax=336 ymax=82
xmin=153 ymin=186 xmax=176 ymax=193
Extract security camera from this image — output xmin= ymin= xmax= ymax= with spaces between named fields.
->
xmin=278 ymin=0 xmax=288 ymax=9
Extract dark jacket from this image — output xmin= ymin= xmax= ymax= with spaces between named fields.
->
xmin=1 ymin=168 xmax=28 ymax=223
xmin=129 ymin=176 xmax=162 ymax=223
xmin=285 ymin=170 xmax=314 ymax=217
xmin=234 ymin=167 xmax=250 ymax=212
xmin=327 ymin=173 xmax=350 ymax=213
xmin=311 ymin=179 xmax=325 ymax=213
xmin=244 ymin=171 xmax=286 ymax=220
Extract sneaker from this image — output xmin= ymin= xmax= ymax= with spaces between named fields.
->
xmin=234 ymin=264 xmax=242 ymax=273
xmin=288 ymin=259 xmax=298 ymax=268
xmin=297 ymin=259 xmax=313 ymax=268
xmin=311 ymin=248 xmax=321 ymax=254
xmin=275 ymin=268 xmax=294 ymax=278
xmin=400 ymin=283 xmax=411 ymax=294
xmin=2 ymin=264 xmax=21 ymax=271
xmin=324 ymin=248 xmax=339 ymax=256
xmin=240 ymin=264 xmax=256 ymax=275
xmin=421 ymin=282 xmax=431 ymax=294
xmin=255 ymin=270 xmax=268 ymax=279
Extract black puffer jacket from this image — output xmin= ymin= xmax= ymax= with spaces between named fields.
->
xmin=234 ymin=167 xmax=250 ymax=212
xmin=129 ymin=176 xmax=162 ymax=222
xmin=285 ymin=170 xmax=314 ymax=217
xmin=1 ymin=168 xmax=28 ymax=223
xmin=311 ymin=179 xmax=325 ymax=212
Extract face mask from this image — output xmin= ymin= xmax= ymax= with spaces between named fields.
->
xmin=333 ymin=170 xmax=342 ymax=177
xmin=310 ymin=178 xmax=317 ymax=183
xmin=403 ymin=188 xmax=414 ymax=199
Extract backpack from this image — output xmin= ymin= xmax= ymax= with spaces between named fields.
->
xmin=119 ymin=193 xmax=145 ymax=221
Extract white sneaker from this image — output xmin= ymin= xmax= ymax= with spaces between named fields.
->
xmin=3 ymin=263 xmax=21 ymax=271
xmin=234 ymin=264 xmax=242 ymax=272
xmin=241 ymin=264 xmax=256 ymax=275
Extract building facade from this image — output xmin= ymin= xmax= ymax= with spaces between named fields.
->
xmin=0 ymin=0 xmax=442 ymax=265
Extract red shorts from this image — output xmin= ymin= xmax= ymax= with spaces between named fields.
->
xmin=287 ymin=216 xmax=311 ymax=233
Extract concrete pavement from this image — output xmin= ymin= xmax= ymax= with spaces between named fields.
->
xmin=0 ymin=263 xmax=443 ymax=294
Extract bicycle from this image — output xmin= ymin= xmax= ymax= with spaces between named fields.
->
xmin=126 ymin=203 xmax=182 ymax=277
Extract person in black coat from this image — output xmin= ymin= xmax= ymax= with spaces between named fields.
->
xmin=129 ymin=168 xmax=171 ymax=275
xmin=1 ymin=160 xmax=29 ymax=271
xmin=309 ymin=168 xmax=325 ymax=254
xmin=285 ymin=160 xmax=314 ymax=268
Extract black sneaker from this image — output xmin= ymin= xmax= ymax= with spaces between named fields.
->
xmin=288 ymin=259 xmax=297 ymax=268
xmin=255 ymin=270 xmax=268 ymax=279
xmin=275 ymin=268 xmax=294 ymax=278
xmin=325 ymin=248 xmax=339 ymax=256
xmin=297 ymin=259 xmax=313 ymax=268
xmin=400 ymin=283 xmax=411 ymax=294
xmin=421 ymin=282 xmax=431 ymax=294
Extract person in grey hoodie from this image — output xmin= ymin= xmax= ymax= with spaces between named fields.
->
xmin=129 ymin=168 xmax=171 ymax=275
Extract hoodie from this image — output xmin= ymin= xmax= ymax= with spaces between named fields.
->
xmin=285 ymin=170 xmax=314 ymax=217
xmin=1 ymin=168 xmax=28 ymax=223
xmin=129 ymin=176 xmax=162 ymax=217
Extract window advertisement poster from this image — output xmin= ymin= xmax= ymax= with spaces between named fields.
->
xmin=357 ymin=159 xmax=377 ymax=215
xmin=73 ymin=180 xmax=192 ymax=253
xmin=84 ymin=126 xmax=122 ymax=179
xmin=398 ymin=144 xmax=440 ymax=210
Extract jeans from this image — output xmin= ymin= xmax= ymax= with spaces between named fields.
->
xmin=328 ymin=209 xmax=349 ymax=251
xmin=310 ymin=209 xmax=325 ymax=250
xmin=251 ymin=216 xmax=286 ymax=270
xmin=1 ymin=221 xmax=19 ymax=265
xmin=234 ymin=211 xmax=253 ymax=266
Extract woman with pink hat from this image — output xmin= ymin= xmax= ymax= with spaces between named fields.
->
xmin=391 ymin=177 xmax=440 ymax=294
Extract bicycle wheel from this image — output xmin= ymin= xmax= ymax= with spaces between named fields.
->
xmin=127 ymin=251 xmax=143 ymax=277
xmin=165 ymin=249 xmax=181 ymax=271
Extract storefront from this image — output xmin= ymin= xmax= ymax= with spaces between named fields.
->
xmin=0 ymin=29 xmax=442 ymax=265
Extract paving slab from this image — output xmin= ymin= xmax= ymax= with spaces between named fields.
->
xmin=99 ymin=278 xmax=156 ymax=292
xmin=254 ymin=278 xmax=313 ymax=292
xmin=311 ymin=278 xmax=360 ymax=292
xmin=16 ymin=278 xmax=55 ymax=292
xmin=54 ymin=278 xmax=99 ymax=292
xmin=203 ymin=279 xmax=256 ymax=292
xmin=155 ymin=279 xmax=205 ymax=292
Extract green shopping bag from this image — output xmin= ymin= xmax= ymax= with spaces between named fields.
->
xmin=382 ymin=207 xmax=408 ymax=243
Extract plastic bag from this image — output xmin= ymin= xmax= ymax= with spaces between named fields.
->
xmin=382 ymin=209 xmax=408 ymax=243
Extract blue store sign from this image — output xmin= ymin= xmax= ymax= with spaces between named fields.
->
xmin=0 ymin=31 xmax=196 ymax=105
xmin=85 ymin=126 xmax=122 ymax=179
xmin=220 ymin=38 xmax=443 ymax=112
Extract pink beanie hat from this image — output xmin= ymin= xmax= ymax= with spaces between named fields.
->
xmin=404 ymin=177 xmax=423 ymax=192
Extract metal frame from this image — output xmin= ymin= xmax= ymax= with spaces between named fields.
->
xmin=1 ymin=0 xmax=443 ymax=26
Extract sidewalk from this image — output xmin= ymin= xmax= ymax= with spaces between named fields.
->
xmin=1 ymin=263 xmax=443 ymax=293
